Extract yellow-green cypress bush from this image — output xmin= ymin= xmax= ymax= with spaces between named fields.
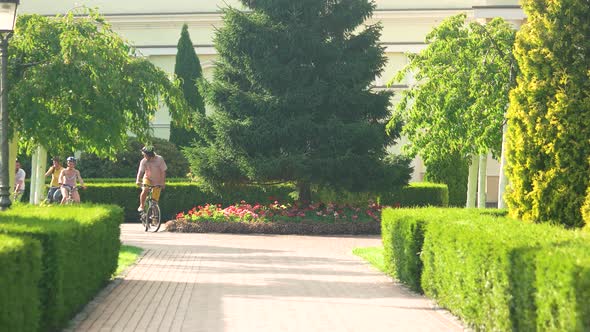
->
xmin=505 ymin=0 xmax=590 ymax=227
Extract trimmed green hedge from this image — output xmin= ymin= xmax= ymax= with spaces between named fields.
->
xmin=41 ymin=180 xmax=447 ymax=222
xmin=380 ymin=183 xmax=448 ymax=207
xmin=315 ymin=182 xmax=449 ymax=208
xmin=0 ymin=234 xmax=42 ymax=332
xmin=382 ymin=207 xmax=590 ymax=331
xmin=0 ymin=205 xmax=123 ymax=332
xmin=82 ymin=182 xmax=295 ymax=221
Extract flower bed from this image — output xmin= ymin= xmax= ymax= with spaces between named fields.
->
xmin=165 ymin=201 xmax=384 ymax=235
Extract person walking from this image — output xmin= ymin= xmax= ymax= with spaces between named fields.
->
xmin=14 ymin=160 xmax=26 ymax=201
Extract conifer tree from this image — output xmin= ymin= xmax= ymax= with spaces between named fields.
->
xmin=186 ymin=0 xmax=410 ymax=201
xmin=505 ymin=0 xmax=590 ymax=227
xmin=170 ymin=24 xmax=206 ymax=148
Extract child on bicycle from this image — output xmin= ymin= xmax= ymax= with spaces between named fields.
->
xmin=59 ymin=156 xmax=86 ymax=204
xmin=136 ymin=145 xmax=167 ymax=212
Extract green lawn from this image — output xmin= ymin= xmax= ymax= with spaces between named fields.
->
xmin=114 ymin=245 xmax=143 ymax=277
xmin=352 ymin=246 xmax=386 ymax=273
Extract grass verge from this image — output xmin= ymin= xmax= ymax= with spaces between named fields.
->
xmin=114 ymin=245 xmax=143 ymax=277
xmin=352 ymin=246 xmax=386 ymax=273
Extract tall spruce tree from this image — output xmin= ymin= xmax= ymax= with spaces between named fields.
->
xmin=505 ymin=0 xmax=590 ymax=227
xmin=186 ymin=0 xmax=410 ymax=201
xmin=170 ymin=24 xmax=206 ymax=148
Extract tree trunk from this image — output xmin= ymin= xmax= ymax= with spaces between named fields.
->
xmin=498 ymin=122 xmax=508 ymax=209
xmin=29 ymin=145 xmax=47 ymax=205
xmin=297 ymin=181 xmax=312 ymax=204
xmin=8 ymin=133 xmax=17 ymax=197
xmin=466 ymin=154 xmax=479 ymax=207
xmin=478 ymin=154 xmax=487 ymax=208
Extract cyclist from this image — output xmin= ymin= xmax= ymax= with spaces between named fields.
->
xmin=136 ymin=145 xmax=167 ymax=212
xmin=45 ymin=157 xmax=64 ymax=203
xmin=59 ymin=156 xmax=86 ymax=204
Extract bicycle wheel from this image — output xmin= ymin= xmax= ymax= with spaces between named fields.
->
xmin=146 ymin=201 xmax=161 ymax=232
xmin=140 ymin=210 xmax=148 ymax=231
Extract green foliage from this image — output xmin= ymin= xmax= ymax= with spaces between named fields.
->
xmin=315 ymin=182 xmax=448 ymax=207
xmin=81 ymin=181 xmax=296 ymax=221
xmin=188 ymin=0 xmax=409 ymax=199
xmin=0 ymin=205 xmax=122 ymax=331
xmin=424 ymin=152 xmax=469 ymax=206
xmin=533 ymin=242 xmax=590 ymax=331
xmin=381 ymin=207 xmax=590 ymax=331
xmin=390 ymin=14 xmax=515 ymax=176
xmin=0 ymin=234 xmax=41 ymax=332
xmin=8 ymin=9 xmax=187 ymax=157
xmin=78 ymin=137 xmax=189 ymax=178
xmin=381 ymin=182 xmax=449 ymax=207
xmin=67 ymin=180 xmax=447 ymax=221
xmin=170 ymin=24 xmax=206 ymax=148
xmin=583 ymin=187 xmax=590 ymax=229
xmin=381 ymin=208 xmax=478 ymax=292
xmin=505 ymin=0 xmax=590 ymax=227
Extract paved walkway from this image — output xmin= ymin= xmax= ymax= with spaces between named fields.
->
xmin=67 ymin=224 xmax=465 ymax=332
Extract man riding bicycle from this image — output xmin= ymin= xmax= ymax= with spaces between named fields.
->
xmin=136 ymin=145 xmax=167 ymax=212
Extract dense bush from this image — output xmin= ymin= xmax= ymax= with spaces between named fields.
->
xmin=0 ymin=234 xmax=41 ymax=332
xmin=78 ymin=137 xmax=189 ymax=178
xmin=505 ymin=0 xmax=590 ymax=227
xmin=0 ymin=205 xmax=122 ymax=331
xmin=381 ymin=182 xmax=448 ymax=207
xmin=168 ymin=219 xmax=380 ymax=235
xmin=382 ymin=208 xmax=457 ymax=292
xmin=72 ymin=181 xmax=448 ymax=221
xmin=315 ymin=182 xmax=448 ymax=208
xmin=381 ymin=207 xmax=590 ymax=331
xmin=82 ymin=182 xmax=295 ymax=221
xmin=424 ymin=152 xmax=468 ymax=207
xmin=582 ymin=186 xmax=590 ymax=229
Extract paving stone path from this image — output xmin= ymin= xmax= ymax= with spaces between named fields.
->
xmin=67 ymin=223 xmax=465 ymax=332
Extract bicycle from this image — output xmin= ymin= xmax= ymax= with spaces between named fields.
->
xmin=140 ymin=185 xmax=162 ymax=232
xmin=62 ymin=185 xmax=79 ymax=205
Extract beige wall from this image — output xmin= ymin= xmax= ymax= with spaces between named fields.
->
xmin=19 ymin=1 xmax=521 ymax=197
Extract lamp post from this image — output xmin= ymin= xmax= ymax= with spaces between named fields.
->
xmin=0 ymin=0 xmax=19 ymax=210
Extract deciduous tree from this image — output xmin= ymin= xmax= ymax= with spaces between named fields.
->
xmin=390 ymin=14 xmax=516 ymax=207
xmin=8 ymin=10 xmax=187 ymax=157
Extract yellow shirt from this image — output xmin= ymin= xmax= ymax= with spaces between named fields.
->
xmin=49 ymin=166 xmax=64 ymax=187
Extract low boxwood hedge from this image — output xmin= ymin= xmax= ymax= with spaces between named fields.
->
xmin=77 ymin=180 xmax=448 ymax=222
xmin=380 ymin=182 xmax=449 ymax=207
xmin=81 ymin=182 xmax=295 ymax=221
xmin=0 ymin=234 xmax=42 ymax=332
xmin=0 ymin=205 xmax=123 ymax=332
xmin=381 ymin=207 xmax=590 ymax=331
xmin=167 ymin=219 xmax=381 ymax=235
xmin=315 ymin=182 xmax=449 ymax=208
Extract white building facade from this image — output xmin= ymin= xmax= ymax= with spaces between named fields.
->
xmin=20 ymin=0 xmax=524 ymax=204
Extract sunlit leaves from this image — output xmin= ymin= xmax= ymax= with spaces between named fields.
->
xmin=505 ymin=0 xmax=590 ymax=227
xmin=8 ymin=9 xmax=187 ymax=157
xmin=389 ymin=14 xmax=516 ymax=164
